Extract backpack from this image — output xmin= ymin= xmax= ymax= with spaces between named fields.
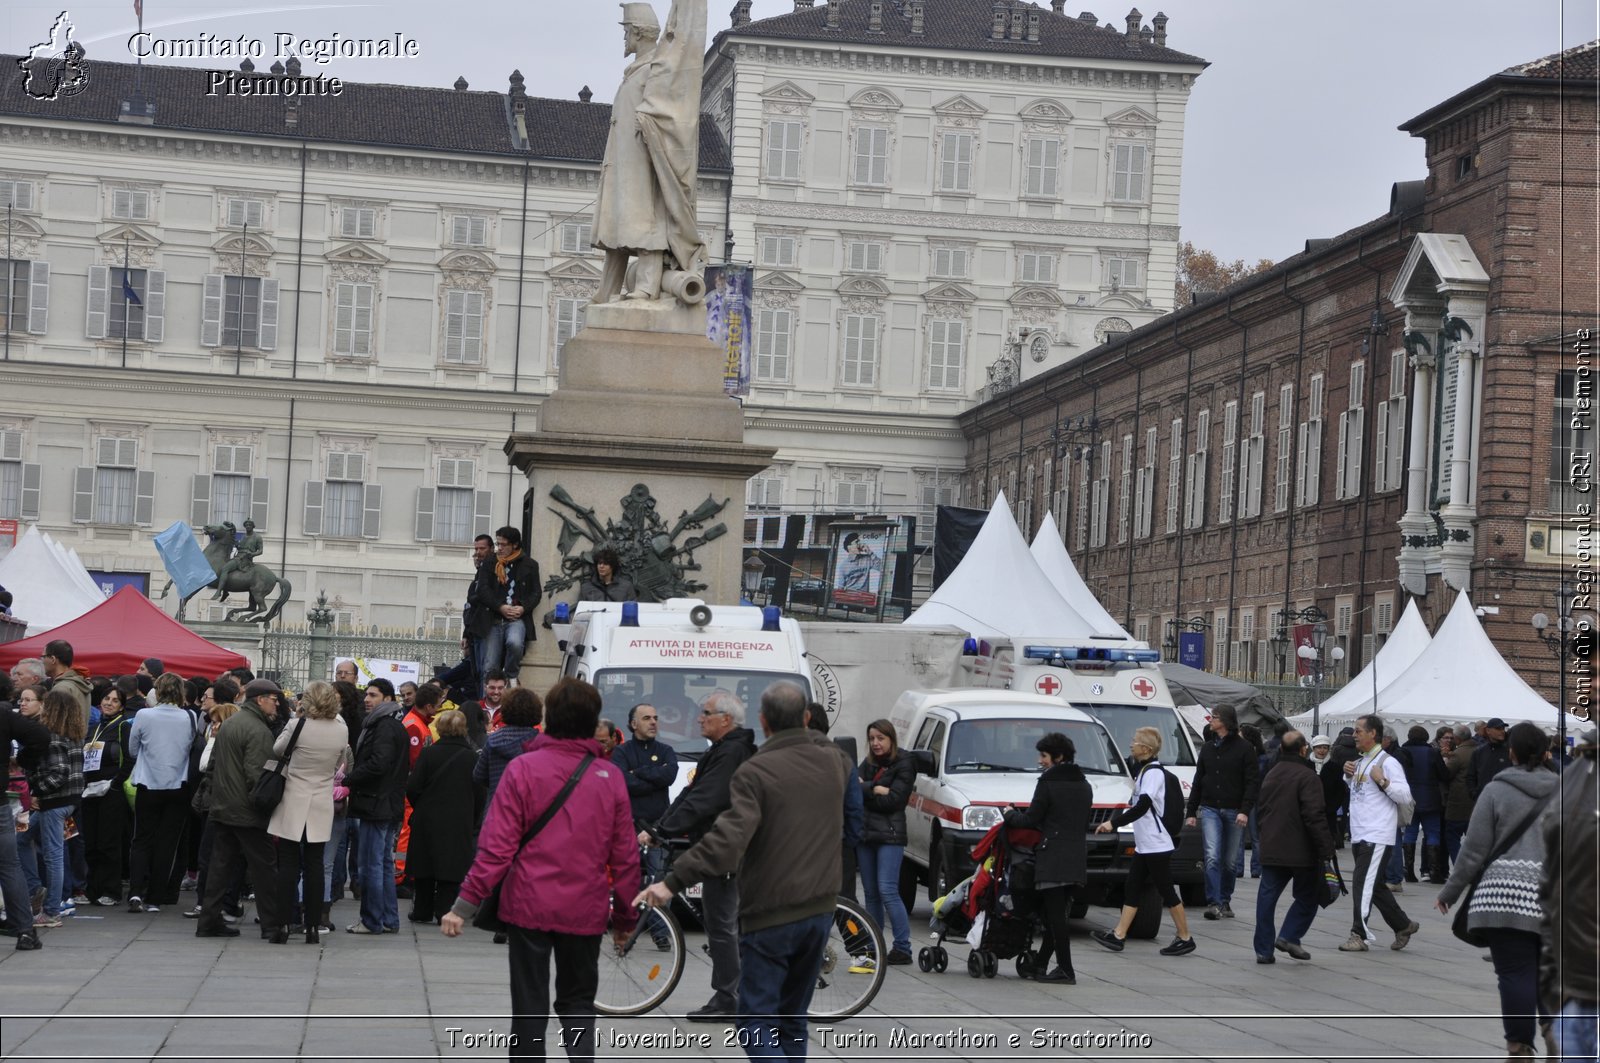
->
xmin=1143 ymin=761 xmax=1185 ymax=840
xmin=1379 ymin=751 xmax=1416 ymax=826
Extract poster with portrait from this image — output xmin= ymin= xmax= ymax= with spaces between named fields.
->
xmin=828 ymin=524 xmax=895 ymax=612
xmin=705 ymin=263 xmax=752 ymax=397
xmin=1293 ymin=623 xmax=1316 ymax=678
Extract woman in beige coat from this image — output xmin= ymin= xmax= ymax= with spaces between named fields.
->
xmin=267 ymin=681 xmax=350 ymax=944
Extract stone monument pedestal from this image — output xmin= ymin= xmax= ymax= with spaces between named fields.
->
xmin=505 ymin=301 xmax=774 ymax=690
xmin=189 ymin=619 xmax=268 ymax=674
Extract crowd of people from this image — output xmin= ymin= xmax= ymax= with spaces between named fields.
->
xmin=3 ymin=619 xmax=1597 ymax=1063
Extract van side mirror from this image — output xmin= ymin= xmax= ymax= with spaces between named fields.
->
xmin=912 ymin=749 xmax=937 ymax=776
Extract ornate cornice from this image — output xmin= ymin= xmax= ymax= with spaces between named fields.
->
xmin=733 ymin=197 xmax=1177 ymax=241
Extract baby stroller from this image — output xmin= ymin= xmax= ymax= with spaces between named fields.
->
xmin=921 ymin=821 xmax=1045 ymax=979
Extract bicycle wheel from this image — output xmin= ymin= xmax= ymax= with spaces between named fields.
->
xmin=807 ymin=895 xmax=885 ymax=1022
xmin=595 ymin=903 xmax=685 ymax=1017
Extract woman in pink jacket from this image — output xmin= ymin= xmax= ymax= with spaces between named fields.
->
xmin=441 ymin=678 xmax=638 ymax=1062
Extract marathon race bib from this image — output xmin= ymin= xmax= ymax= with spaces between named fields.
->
xmin=82 ymin=742 xmax=106 ymax=774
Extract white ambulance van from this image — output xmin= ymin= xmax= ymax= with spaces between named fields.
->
xmin=889 ymin=688 xmax=1170 ymax=936
xmin=960 ymin=641 xmax=1206 ymax=904
xmin=553 ymin=599 xmax=816 ymax=766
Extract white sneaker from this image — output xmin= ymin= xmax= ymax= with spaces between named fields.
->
xmin=847 ymin=955 xmax=876 ymax=974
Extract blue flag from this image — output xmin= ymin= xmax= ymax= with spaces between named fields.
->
xmin=122 ymin=270 xmax=142 ymax=306
xmin=153 ymin=522 xmax=214 ymax=599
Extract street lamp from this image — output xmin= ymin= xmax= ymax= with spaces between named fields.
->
xmin=1531 ymin=599 xmax=1579 ymax=761
xmin=1295 ymin=621 xmax=1345 ymax=738
xmin=742 ymin=555 xmax=766 ymax=604
xmin=1162 ymin=617 xmax=1210 ymax=663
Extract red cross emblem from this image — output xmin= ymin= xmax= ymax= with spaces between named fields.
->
xmin=1035 ymin=674 xmax=1062 ymax=696
xmin=1131 ymin=677 xmax=1157 ymax=700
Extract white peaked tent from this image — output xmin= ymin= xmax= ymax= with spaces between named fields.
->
xmin=1288 ymin=598 xmax=1432 ymax=730
xmin=1029 ymin=512 xmax=1132 ymax=640
xmin=0 ymin=525 xmax=108 ymax=634
xmin=903 ymin=493 xmax=1100 ymax=638
xmin=1291 ymin=592 xmax=1582 ymax=734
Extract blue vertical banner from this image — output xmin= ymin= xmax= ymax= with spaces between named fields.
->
xmin=1178 ymin=631 xmax=1206 ymax=669
xmin=706 ymin=263 xmax=752 ymax=397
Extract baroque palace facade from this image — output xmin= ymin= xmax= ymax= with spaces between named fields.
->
xmin=0 ymin=1 xmax=1203 ymax=629
xmin=958 ymin=41 xmax=1597 ymax=706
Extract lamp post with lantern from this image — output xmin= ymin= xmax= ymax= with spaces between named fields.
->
xmin=1294 ymin=620 xmax=1345 ymax=738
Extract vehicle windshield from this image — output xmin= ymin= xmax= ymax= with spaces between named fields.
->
xmin=591 ymin=669 xmax=809 ymax=758
xmin=1074 ymin=702 xmax=1197 ymax=767
xmin=945 ymin=718 xmax=1126 ymax=776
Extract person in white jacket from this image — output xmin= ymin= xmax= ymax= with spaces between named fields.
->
xmin=1339 ymin=714 xmax=1420 ymax=952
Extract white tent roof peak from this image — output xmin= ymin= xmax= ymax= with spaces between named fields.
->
xmin=903 ymin=495 xmax=1100 ymax=638
xmin=0 ymin=525 xmax=108 ymax=634
xmin=1303 ymin=598 xmax=1431 ymax=722
xmin=1029 ymin=512 xmax=1132 ymax=640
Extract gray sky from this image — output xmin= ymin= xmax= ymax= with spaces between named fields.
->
xmin=6 ymin=0 xmax=1595 ymax=265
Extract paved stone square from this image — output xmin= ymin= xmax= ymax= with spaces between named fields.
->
xmin=1 ymin=876 xmax=1508 ymax=1062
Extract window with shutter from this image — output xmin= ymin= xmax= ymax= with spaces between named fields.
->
xmin=443 ymin=289 xmax=484 ymax=364
xmin=1241 ymin=391 xmax=1265 ymax=519
xmin=755 ymin=308 xmax=792 ymax=382
xmin=1105 ymin=257 xmax=1142 ymax=289
xmin=1185 ymin=409 xmax=1209 ymax=529
xmin=1336 ymin=365 xmax=1365 ymax=500
xmin=324 ymin=452 xmax=367 ymax=538
xmin=1110 ymin=142 xmax=1147 ymax=202
xmin=1166 ymin=417 xmax=1183 ymax=534
xmin=1219 ymin=401 xmax=1237 ymax=524
xmin=1374 ymin=595 xmax=1394 ymax=634
xmin=0 ymin=430 xmax=20 ymax=520
xmin=748 ymin=474 xmax=784 ymax=509
xmin=758 ymin=235 xmax=797 ymax=268
xmin=841 ymin=314 xmax=879 ymax=387
xmin=939 ymin=132 xmax=974 ymax=193
xmin=931 ymin=247 xmax=969 ymax=279
xmin=0 ymin=179 xmax=33 ymax=211
xmin=93 ymin=438 xmax=139 ymax=524
xmin=927 ymin=319 xmax=965 ymax=391
xmin=1275 ymin=383 xmax=1293 ymax=512
xmin=1 ymin=260 xmax=30 ymax=335
xmin=1020 ymin=252 xmax=1055 ymax=285
xmin=339 ymin=206 xmax=376 ymax=239
xmin=334 ymin=282 xmax=375 ymax=357
xmin=853 ymin=126 xmax=890 ymax=186
xmin=450 ymin=215 xmax=488 ymax=247
xmin=1377 ymin=351 xmax=1407 ymax=493
xmin=1117 ymin=433 xmax=1133 ymax=543
xmin=559 ymin=221 xmax=594 ymax=255
xmin=1135 ymin=426 xmax=1156 ymax=539
xmin=1297 ymin=374 xmax=1323 ymax=507
xmin=221 ymin=275 xmax=263 ymax=349
xmin=834 ymin=481 xmax=872 ymax=508
xmin=766 ymin=120 xmax=803 ymax=181
xmin=104 ymin=268 xmax=149 ymax=341
xmin=554 ymin=296 xmax=588 ymax=369
xmin=226 ymin=198 xmax=264 ymax=228
xmin=846 ymin=241 xmax=884 ymax=273
xmin=1024 ymin=137 xmax=1060 ymax=197
xmin=112 ymin=189 xmax=150 ymax=220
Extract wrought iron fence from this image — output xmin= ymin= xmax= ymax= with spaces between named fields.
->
xmin=1253 ymin=681 xmax=1349 ymax=720
xmin=260 ymin=630 xmax=463 ymax=691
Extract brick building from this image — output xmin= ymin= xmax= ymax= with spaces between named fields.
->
xmin=958 ymin=40 xmax=1598 ymax=708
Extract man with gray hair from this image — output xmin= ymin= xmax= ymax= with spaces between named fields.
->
xmin=637 ymin=682 xmax=856 ymax=1058
xmin=641 ymin=687 xmax=756 ymax=1022
xmin=9 ymin=658 xmax=44 ymax=688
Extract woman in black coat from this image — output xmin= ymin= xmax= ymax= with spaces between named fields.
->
xmin=857 ymin=719 xmax=915 ymax=962
xmin=403 ymin=710 xmax=484 ymax=923
xmin=1004 ymin=732 xmax=1092 ymax=984
xmin=1399 ymin=725 xmax=1450 ymax=883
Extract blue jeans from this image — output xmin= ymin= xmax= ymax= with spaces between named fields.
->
xmin=357 ymin=819 xmax=399 ymax=931
xmin=35 ymin=806 xmax=70 ymax=916
xmin=736 ymin=912 xmax=833 ymax=1061
xmin=856 ymin=843 xmax=912 ymax=954
xmin=1558 ymin=999 xmax=1599 ymax=1062
xmin=0 ymin=801 xmax=35 ymax=934
xmin=1198 ymin=806 xmax=1244 ymax=906
xmin=322 ymin=814 xmax=347 ymax=904
xmin=640 ymin=844 xmax=670 ymax=945
xmin=1233 ymin=811 xmax=1261 ymax=877
xmin=1402 ymin=810 xmax=1442 ymax=847
xmin=1445 ymin=818 xmax=1469 ymax=864
xmin=1252 ymin=864 xmax=1321 ymax=958
xmin=19 ymin=813 xmax=41 ymax=895
xmin=482 ymin=618 xmax=527 ymax=681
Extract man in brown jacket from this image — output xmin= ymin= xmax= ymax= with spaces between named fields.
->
xmin=1253 ymin=731 xmax=1335 ymax=964
xmin=637 ymin=682 xmax=855 ymax=1059
xmin=1443 ymin=724 xmax=1476 ymax=872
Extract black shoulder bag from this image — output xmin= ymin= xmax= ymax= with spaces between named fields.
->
xmin=1450 ymin=797 xmax=1548 ymax=947
xmin=473 ymin=753 xmax=595 ymax=933
xmin=249 ymin=718 xmax=307 ymax=816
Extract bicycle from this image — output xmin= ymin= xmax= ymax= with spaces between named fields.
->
xmin=594 ymin=891 xmax=885 ymax=1021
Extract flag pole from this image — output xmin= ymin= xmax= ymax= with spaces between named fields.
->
xmin=134 ymin=0 xmax=144 ymax=95
xmin=4 ymin=200 xmax=11 ymax=362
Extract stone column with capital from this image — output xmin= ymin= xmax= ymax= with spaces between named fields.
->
xmin=1439 ymin=301 xmax=1486 ymax=590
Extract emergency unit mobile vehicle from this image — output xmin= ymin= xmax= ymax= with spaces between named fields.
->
xmin=958 ymin=640 xmax=1206 ymax=904
xmin=889 ymin=688 xmax=1176 ymax=938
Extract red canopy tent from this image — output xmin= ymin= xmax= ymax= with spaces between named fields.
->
xmin=0 ymin=586 xmax=248 ymax=676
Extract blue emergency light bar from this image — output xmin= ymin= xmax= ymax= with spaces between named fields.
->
xmin=761 ymin=606 xmax=782 ymax=632
xmin=1022 ymin=645 xmax=1162 ymax=665
xmin=621 ymin=601 xmax=640 ymax=627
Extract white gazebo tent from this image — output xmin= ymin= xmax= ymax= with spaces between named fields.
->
xmin=1028 ymin=512 xmax=1133 ymax=640
xmin=0 ymin=525 xmax=108 ymax=634
xmin=1290 ymin=592 xmax=1585 ymax=735
xmin=1288 ymin=598 xmax=1432 ymax=732
xmin=904 ymin=494 xmax=1103 ymax=638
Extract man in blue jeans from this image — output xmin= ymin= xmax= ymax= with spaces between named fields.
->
xmin=472 ymin=526 xmax=540 ymax=686
xmin=637 ymin=683 xmax=859 ymax=1061
xmin=1184 ymin=706 xmax=1259 ymax=921
xmin=344 ymin=680 xmax=408 ymax=934
xmin=1252 ymin=731 xmax=1335 ymax=963
xmin=0 ymin=705 xmax=51 ymax=950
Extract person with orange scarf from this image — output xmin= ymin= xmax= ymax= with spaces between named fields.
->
xmin=471 ymin=526 xmax=541 ymax=688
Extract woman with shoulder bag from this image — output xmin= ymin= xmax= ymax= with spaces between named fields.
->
xmin=1436 ymin=722 xmax=1559 ymax=1060
xmin=266 ymin=681 xmax=351 ymax=944
xmin=184 ymin=689 xmax=240 ymax=920
xmin=81 ymin=686 xmax=136 ymax=905
xmin=856 ymin=718 xmax=915 ymax=964
xmin=24 ymin=688 xmax=86 ymax=929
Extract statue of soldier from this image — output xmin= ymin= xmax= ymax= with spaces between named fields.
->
xmin=213 ymin=518 xmax=263 ymax=600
